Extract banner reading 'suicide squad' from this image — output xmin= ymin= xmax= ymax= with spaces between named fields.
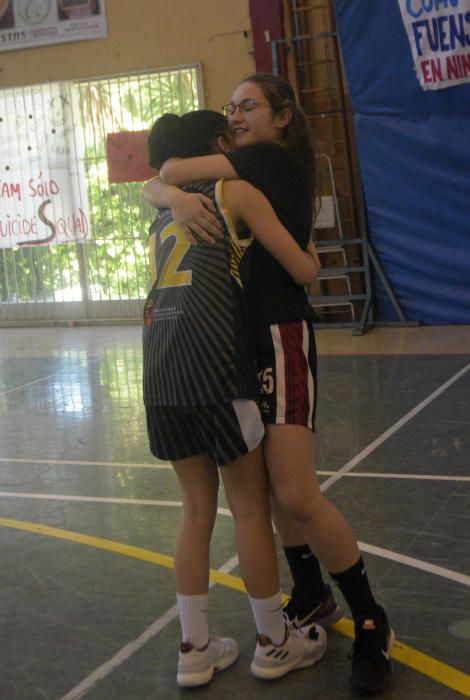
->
xmin=0 ymin=0 xmax=107 ymax=52
xmin=0 ymin=82 xmax=90 ymax=249
xmin=398 ymin=0 xmax=470 ymax=90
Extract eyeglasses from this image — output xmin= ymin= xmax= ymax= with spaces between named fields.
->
xmin=221 ymin=98 xmax=270 ymax=116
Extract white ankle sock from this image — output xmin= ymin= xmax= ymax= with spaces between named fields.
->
xmin=176 ymin=593 xmax=210 ymax=648
xmin=248 ymin=590 xmax=285 ymax=645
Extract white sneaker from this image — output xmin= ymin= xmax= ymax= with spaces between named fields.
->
xmin=251 ymin=622 xmax=327 ymax=680
xmin=177 ymin=635 xmax=239 ymax=687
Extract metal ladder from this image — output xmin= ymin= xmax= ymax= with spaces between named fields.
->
xmin=271 ymin=1 xmax=411 ymax=334
xmin=310 ymin=155 xmax=372 ymax=333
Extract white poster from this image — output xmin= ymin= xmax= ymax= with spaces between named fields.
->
xmin=0 ymin=82 xmax=90 ymax=248
xmin=398 ymin=0 xmax=470 ymax=90
xmin=313 ymin=196 xmax=335 ymax=229
xmin=0 ymin=0 xmax=107 ymax=52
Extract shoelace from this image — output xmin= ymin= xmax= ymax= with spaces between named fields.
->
xmin=290 ymin=624 xmax=319 ymax=651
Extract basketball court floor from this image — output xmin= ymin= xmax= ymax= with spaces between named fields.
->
xmin=0 ymin=324 xmax=469 ymax=699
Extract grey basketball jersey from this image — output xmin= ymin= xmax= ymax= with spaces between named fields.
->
xmin=143 ymin=180 xmax=258 ymax=406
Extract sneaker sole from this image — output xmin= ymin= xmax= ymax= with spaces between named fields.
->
xmin=177 ymin=649 xmax=239 ymax=687
xmin=250 ymin=643 xmax=326 ymax=681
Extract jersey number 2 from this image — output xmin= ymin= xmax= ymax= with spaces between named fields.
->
xmin=156 ymin=224 xmax=192 ymax=289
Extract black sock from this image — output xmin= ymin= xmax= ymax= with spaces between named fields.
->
xmin=283 ymin=545 xmax=325 ymax=602
xmin=330 ymin=556 xmax=380 ymax=619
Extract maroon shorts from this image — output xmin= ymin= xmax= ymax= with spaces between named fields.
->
xmin=254 ymin=320 xmax=317 ymax=431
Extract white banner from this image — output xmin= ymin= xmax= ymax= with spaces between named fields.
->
xmin=398 ymin=0 xmax=470 ymax=90
xmin=0 ymin=82 xmax=90 ymax=249
xmin=0 ymin=0 xmax=107 ymax=52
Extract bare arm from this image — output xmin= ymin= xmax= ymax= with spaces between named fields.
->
xmin=141 ymin=176 xmax=223 ymax=243
xmin=141 ymin=176 xmax=180 ymax=209
xmin=160 ymin=154 xmax=237 ymax=185
xmin=306 ymin=239 xmax=321 ymax=271
xmin=141 ymin=154 xmax=238 ymax=242
xmin=222 ymin=180 xmax=319 ymax=286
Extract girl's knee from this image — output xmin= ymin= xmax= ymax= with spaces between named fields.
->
xmin=275 ymin=491 xmax=318 ymax=526
xmin=182 ymin=503 xmax=217 ymax=530
xmin=229 ymin=499 xmax=271 ymax=522
xmin=225 ymin=483 xmax=271 ymax=522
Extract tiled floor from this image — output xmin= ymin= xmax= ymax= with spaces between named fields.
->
xmin=0 ymin=326 xmax=469 ymax=699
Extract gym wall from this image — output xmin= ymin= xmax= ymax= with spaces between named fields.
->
xmin=0 ymin=0 xmax=254 ymax=111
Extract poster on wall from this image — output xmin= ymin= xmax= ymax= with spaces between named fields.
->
xmin=0 ymin=82 xmax=90 ymax=249
xmin=398 ymin=0 xmax=470 ymax=90
xmin=0 ymin=0 xmax=107 ymax=52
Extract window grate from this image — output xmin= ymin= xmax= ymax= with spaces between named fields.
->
xmin=0 ymin=64 xmax=203 ymax=324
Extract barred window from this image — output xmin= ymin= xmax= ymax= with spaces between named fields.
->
xmin=0 ymin=64 xmax=202 ymax=321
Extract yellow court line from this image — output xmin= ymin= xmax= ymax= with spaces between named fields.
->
xmin=0 ymin=518 xmax=246 ymax=592
xmin=1 ymin=517 xmax=469 ymax=698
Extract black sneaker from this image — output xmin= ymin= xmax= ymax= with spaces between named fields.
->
xmin=350 ymin=606 xmax=395 ymax=694
xmin=283 ymin=584 xmax=343 ymax=629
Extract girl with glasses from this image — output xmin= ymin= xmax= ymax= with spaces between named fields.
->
xmin=143 ymin=74 xmax=394 ymax=695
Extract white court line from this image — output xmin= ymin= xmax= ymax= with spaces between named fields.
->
xmin=0 ymin=491 xmax=231 ymax=517
xmin=358 ymin=542 xmax=470 ymax=587
xmin=1 ymin=490 xmax=467 ymax=586
xmin=60 ymin=555 xmax=240 ymax=700
xmin=0 ymin=355 xmax=103 ymax=398
xmin=0 ymin=457 xmax=171 ymax=469
xmin=0 ymin=373 xmax=68 ymax=397
xmin=319 ymin=471 xmax=470 ymax=482
xmin=321 ymin=361 xmax=470 ymax=492
xmin=1 ymin=457 xmax=468 ymax=481
xmin=0 ymin=492 xmax=183 ymax=507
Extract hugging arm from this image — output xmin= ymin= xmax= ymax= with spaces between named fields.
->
xmin=160 ymin=154 xmax=237 ymax=184
xmin=141 ymin=175 xmax=223 ymax=243
xmin=223 ymin=180 xmax=320 ymax=286
xmin=306 ymin=239 xmax=321 ymax=270
xmin=141 ymin=160 xmax=320 ymax=282
xmin=142 ymin=155 xmax=238 ymax=243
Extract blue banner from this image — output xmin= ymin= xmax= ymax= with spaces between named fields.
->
xmin=333 ymin=0 xmax=470 ymax=323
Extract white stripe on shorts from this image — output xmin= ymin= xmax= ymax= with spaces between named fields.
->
xmin=232 ymin=399 xmax=265 ymax=452
xmin=270 ymin=325 xmax=286 ymax=424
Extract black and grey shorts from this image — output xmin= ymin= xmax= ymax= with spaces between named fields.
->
xmin=145 ymin=399 xmax=264 ymax=467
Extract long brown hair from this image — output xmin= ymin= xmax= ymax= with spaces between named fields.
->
xmin=240 ymin=72 xmax=317 ymax=191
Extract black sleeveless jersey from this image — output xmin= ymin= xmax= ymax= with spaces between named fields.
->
xmin=143 ymin=181 xmax=258 ymax=406
xmin=226 ymin=143 xmax=315 ymax=327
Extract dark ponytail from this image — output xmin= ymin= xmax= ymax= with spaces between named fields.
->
xmin=148 ymin=110 xmax=229 ymax=169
